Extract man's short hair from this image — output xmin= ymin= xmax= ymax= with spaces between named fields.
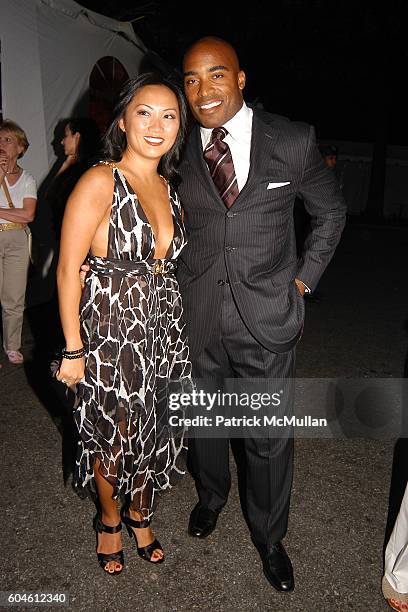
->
xmin=319 ymin=144 xmax=338 ymax=157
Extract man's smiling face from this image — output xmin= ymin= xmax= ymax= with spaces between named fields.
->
xmin=183 ymin=38 xmax=246 ymax=129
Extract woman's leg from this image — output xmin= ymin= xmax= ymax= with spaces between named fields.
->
xmin=0 ymin=232 xmax=4 ymax=357
xmin=93 ymin=458 xmax=123 ymax=573
xmin=126 ymin=505 xmax=164 ymax=562
xmin=1 ymin=230 xmax=29 ymax=353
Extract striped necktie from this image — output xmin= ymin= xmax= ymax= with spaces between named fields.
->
xmin=203 ymin=127 xmax=239 ymax=208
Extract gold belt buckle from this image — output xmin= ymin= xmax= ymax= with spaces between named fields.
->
xmin=153 ymin=262 xmax=165 ymax=275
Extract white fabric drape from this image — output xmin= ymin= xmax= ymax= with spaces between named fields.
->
xmin=0 ymin=0 xmax=146 ymax=183
xmin=384 ymin=483 xmax=408 ymax=598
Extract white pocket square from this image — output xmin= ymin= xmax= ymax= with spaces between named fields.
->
xmin=267 ymin=182 xmax=291 ymax=189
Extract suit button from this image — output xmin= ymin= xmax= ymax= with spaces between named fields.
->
xmin=226 ymin=212 xmax=236 ymax=218
xmin=225 ymin=246 xmax=235 ymax=252
xmin=217 ymin=280 xmax=226 ymax=286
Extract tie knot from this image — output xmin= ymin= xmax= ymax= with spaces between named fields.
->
xmin=211 ymin=127 xmax=228 ymax=143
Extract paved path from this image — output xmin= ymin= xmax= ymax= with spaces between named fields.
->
xmin=1 ymin=223 xmax=407 ymax=611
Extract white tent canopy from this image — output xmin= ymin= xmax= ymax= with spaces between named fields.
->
xmin=0 ymin=0 xmax=146 ymax=183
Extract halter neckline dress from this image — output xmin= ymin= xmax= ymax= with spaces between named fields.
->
xmin=74 ymin=164 xmax=192 ymax=519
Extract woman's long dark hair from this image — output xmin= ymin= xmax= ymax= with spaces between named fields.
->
xmin=103 ymin=73 xmax=188 ymax=181
xmin=67 ymin=117 xmax=101 ymax=163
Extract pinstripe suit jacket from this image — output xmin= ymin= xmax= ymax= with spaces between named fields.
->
xmin=177 ymin=109 xmax=346 ymax=358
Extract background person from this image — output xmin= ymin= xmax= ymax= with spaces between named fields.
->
xmin=320 ymin=143 xmax=338 ymax=169
xmin=319 ymin=143 xmax=345 ymax=192
xmin=383 ymin=482 xmax=408 ymax=611
xmin=38 ymin=118 xmax=101 ymax=353
xmin=50 ymin=117 xmax=100 ymax=241
xmin=0 ymin=120 xmax=37 ymax=364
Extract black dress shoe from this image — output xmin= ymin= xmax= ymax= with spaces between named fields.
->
xmin=252 ymin=539 xmax=294 ymax=592
xmin=188 ymin=504 xmax=219 ymax=538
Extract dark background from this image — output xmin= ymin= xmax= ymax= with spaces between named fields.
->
xmin=77 ymin=0 xmax=406 ymax=146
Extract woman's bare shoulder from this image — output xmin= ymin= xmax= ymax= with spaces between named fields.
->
xmin=71 ymin=163 xmax=115 ymax=200
xmin=81 ymin=163 xmax=115 ymax=184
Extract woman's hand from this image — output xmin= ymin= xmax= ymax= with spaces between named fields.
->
xmin=56 ymin=356 xmax=85 ymax=387
xmin=0 ymin=151 xmax=9 ymax=177
xmin=56 ymin=154 xmax=78 ymax=176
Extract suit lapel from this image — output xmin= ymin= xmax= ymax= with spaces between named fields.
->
xmin=184 ymin=125 xmax=227 ymax=210
xmin=233 ymin=111 xmax=280 ymax=206
xmin=183 ymin=111 xmax=281 ymax=209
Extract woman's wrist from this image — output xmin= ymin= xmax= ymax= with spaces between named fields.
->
xmin=65 ymin=339 xmax=83 ymax=351
xmin=62 ymin=347 xmax=85 ymax=359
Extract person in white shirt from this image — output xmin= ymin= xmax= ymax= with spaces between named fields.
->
xmin=0 ymin=120 xmax=37 ymax=364
xmin=383 ymin=482 xmax=408 ymax=611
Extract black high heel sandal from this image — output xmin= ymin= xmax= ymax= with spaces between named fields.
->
xmin=121 ymin=511 xmax=164 ymax=564
xmin=93 ymin=515 xmax=124 ymax=575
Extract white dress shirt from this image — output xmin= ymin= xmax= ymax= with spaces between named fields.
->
xmin=200 ymin=102 xmax=253 ymax=192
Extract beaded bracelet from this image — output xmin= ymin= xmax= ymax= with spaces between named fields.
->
xmin=62 ymin=347 xmax=85 ymax=359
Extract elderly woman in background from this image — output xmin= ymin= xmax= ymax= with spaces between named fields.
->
xmin=0 ymin=120 xmax=37 ymax=364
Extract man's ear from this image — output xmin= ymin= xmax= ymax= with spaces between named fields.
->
xmin=238 ymin=70 xmax=246 ymax=91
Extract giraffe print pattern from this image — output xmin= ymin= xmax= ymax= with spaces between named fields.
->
xmin=73 ymin=164 xmax=192 ymax=520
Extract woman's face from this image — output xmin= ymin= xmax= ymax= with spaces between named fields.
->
xmin=61 ymin=124 xmax=80 ymax=156
xmin=119 ymin=84 xmax=180 ymax=160
xmin=0 ymin=130 xmax=24 ymax=161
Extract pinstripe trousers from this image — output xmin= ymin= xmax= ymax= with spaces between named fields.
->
xmin=188 ymin=283 xmax=295 ymax=550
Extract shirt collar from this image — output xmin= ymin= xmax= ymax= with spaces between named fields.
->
xmin=200 ymin=102 xmax=253 ymax=149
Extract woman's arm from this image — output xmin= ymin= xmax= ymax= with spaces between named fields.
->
xmin=56 ymin=166 xmax=113 ymax=384
xmin=0 ymin=198 xmax=37 ymax=223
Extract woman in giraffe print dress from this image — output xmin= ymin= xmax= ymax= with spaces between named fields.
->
xmin=56 ymin=74 xmax=191 ymax=574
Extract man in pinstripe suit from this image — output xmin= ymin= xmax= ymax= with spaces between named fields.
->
xmin=177 ymin=37 xmax=346 ymax=592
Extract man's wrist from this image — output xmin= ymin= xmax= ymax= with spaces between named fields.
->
xmin=294 ymin=278 xmax=311 ymax=296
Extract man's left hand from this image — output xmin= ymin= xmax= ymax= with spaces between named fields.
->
xmin=294 ymin=278 xmax=306 ymax=296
